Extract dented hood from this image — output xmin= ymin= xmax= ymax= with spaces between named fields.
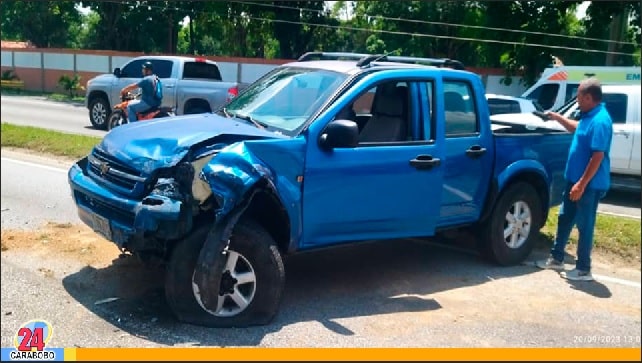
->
xmin=96 ymin=113 xmax=284 ymax=173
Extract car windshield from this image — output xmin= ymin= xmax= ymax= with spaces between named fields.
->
xmin=222 ymin=66 xmax=348 ymax=136
xmin=555 ymin=96 xmax=578 ymax=114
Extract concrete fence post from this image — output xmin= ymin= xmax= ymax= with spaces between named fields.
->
xmin=40 ymin=51 xmax=45 ymax=92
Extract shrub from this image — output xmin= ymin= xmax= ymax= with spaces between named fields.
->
xmin=1 ymin=69 xmax=20 ymax=81
xmin=58 ymin=74 xmax=84 ymax=97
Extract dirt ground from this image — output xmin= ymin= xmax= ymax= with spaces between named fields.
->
xmin=1 ymin=221 xmax=640 ymax=272
xmin=1 ymin=222 xmax=120 ymax=268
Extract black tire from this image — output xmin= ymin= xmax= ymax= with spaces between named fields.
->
xmin=479 ymin=182 xmax=543 ymax=266
xmin=89 ymin=97 xmax=110 ymax=130
xmin=165 ymin=218 xmax=285 ymax=328
xmin=106 ymin=110 xmax=127 ymax=131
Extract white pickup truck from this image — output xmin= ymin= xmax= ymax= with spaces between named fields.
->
xmin=491 ymin=84 xmax=641 ymax=191
xmin=85 ymin=55 xmax=247 ymax=130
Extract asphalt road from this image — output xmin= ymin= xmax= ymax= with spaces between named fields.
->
xmin=0 ymin=154 xmax=641 ymax=350
xmin=0 ymin=95 xmax=103 ymax=137
xmin=1 ymin=94 xmax=639 ymax=219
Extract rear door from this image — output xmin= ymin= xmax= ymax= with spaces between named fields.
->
xmin=438 ymin=78 xmax=494 ymax=226
xmin=149 ymin=59 xmax=175 ymax=109
xmin=604 ymin=92 xmax=636 ymax=173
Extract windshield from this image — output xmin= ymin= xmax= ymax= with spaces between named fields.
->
xmin=222 ymin=66 xmax=348 ymax=136
xmin=556 ymin=96 xmax=578 ymax=114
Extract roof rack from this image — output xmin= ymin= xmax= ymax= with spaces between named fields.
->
xmin=297 ymin=52 xmax=372 ymax=62
xmin=297 ymin=51 xmax=465 ymax=70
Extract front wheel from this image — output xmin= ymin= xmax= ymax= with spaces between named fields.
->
xmin=165 ymin=219 xmax=285 ymax=328
xmin=106 ymin=110 xmax=128 ymax=131
xmin=479 ymin=182 xmax=543 ymax=266
xmin=89 ymin=97 xmax=110 ymax=130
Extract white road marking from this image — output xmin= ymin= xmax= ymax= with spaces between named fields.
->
xmin=1 ymin=157 xmax=69 ymax=174
xmin=598 ymin=211 xmax=641 ymax=220
xmin=522 ymin=261 xmax=641 ymax=288
xmin=592 ymin=274 xmax=641 ymax=288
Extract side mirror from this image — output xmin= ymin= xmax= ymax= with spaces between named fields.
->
xmin=319 ymin=119 xmax=359 ymax=150
xmin=113 ymin=68 xmax=121 ymax=77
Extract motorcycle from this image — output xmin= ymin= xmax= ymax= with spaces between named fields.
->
xmin=106 ymin=91 xmax=175 ymax=131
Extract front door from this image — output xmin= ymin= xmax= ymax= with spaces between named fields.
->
xmin=301 ymin=76 xmax=443 ymax=247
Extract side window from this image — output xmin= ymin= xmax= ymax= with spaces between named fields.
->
xmin=487 ymin=99 xmax=520 ymax=115
xmin=528 ymin=84 xmax=560 ymax=110
xmin=183 ymin=62 xmax=222 ymax=80
xmin=603 ymin=93 xmax=628 ymax=124
xmin=357 ymin=81 xmax=414 ymax=144
xmin=120 ymin=59 xmax=145 ymax=78
xmin=444 ymin=80 xmax=478 ymax=136
xmin=352 ymin=87 xmax=376 ymax=115
xmin=420 ymin=81 xmax=434 ymax=141
xmin=565 ymin=84 xmax=580 ymax=105
xmin=150 ymin=60 xmax=173 ymax=78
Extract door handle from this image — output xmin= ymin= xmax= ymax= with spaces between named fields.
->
xmin=165 ymin=85 xmax=175 ymax=89
xmin=614 ymin=131 xmax=630 ymax=138
xmin=409 ymin=155 xmax=441 ymax=170
xmin=466 ymin=145 xmax=487 ymax=158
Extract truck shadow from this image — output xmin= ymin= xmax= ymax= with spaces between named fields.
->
xmin=62 ymin=235 xmax=547 ymax=347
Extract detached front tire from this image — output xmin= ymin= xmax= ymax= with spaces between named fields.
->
xmin=165 ymin=219 xmax=285 ymax=328
xmin=479 ymin=182 xmax=543 ymax=266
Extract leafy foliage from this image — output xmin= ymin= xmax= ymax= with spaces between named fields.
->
xmin=1 ymin=0 xmax=639 ymax=84
xmin=1 ymin=69 xmax=20 ymax=81
xmin=57 ymin=74 xmax=84 ymax=97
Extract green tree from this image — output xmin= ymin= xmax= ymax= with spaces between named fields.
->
xmin=79 ymin=0 xmax=188 ymax=53
xmin=1 ymin=0 xmax=82 ymax=47
xmin=581 ymin=1 xmax=641 ymax=66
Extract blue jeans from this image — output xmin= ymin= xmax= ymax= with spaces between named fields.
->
xmin=550 ymin=181 xmax=606 ymax=272
xmin=127 ymin=99 xmax=152 ymax=123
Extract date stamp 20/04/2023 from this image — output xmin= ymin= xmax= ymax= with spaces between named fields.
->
xmin=573 ymin=335 xmax=641 ymax=345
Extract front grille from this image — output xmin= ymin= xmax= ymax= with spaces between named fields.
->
xmin=88 ymin=148 xmax=148 ymax=196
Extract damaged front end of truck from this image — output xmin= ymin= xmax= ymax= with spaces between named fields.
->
xmin=68 ymin=115 xmax=302 ymax=268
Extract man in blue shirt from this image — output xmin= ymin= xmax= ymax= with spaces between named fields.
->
xmin=120 ymin=61 xmax=162 ymax=123
xmin=536 ymin=77 xmax=613 ymax=281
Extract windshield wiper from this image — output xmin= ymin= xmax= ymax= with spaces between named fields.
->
xmin=230 ymin=112 xmax=266 ymax=129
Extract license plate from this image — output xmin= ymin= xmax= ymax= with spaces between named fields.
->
xmin=92 ymin=213 xmax=112 ymax=240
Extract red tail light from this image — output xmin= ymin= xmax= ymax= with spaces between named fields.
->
xmin=226 ymin=86 xmax=239 ymax=102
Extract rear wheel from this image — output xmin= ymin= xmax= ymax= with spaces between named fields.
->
xmin=165 ymin=218 xmax=285 ymax=328
xmin=479 ymin=182 xmax=543 ymax=266
xmin=106 ymin=110 xmax=128 ymax=131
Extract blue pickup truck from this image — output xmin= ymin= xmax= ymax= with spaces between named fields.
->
xmin=68 ymin=52 xmax=572 ymax=328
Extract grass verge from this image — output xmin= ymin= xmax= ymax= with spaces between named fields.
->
xmin=1 ymin=122 xmax=100 ymax=159
xmin=538 ymin=206 xmax=640 ymax=266
xmin=1 ymin=89 xmax=85 ymax=103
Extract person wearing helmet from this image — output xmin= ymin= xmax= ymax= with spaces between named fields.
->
xmin=120 ymin=61 xmax=163 ymax=123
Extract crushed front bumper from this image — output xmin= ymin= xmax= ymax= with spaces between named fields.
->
xmin=68 ymin=158 xmax=192 ymax=252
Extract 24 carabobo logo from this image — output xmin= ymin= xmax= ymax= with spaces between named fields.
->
xmin=10 ymin=319 xmax=56 ymax=360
